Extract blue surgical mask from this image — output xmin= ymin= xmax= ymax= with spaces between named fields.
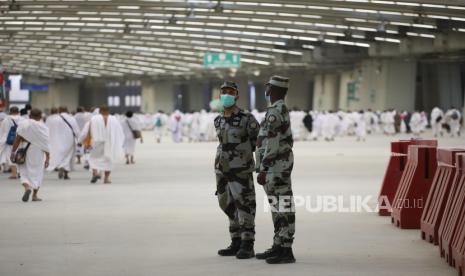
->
xmin=220 ymin=94 xmax=236 ymax=108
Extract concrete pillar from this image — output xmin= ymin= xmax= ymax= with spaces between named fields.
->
xmin=141 ymin=80 xmax=156 ymax=113
xmin=154 ymin=81 xmax=174 ymax=113
xmin=313 ymin=73 xmax=339 ymax=111
xmin=384 ymin=59 xmax=416 ymax=111
xmin=338 ymin=72 xmax=351 ymax=110
xmin=232 ymin=75 xmax=250 ymax=110
xmin=186 ymin=80 xmax=205 ymax=112
xmin=286 ymin=71 xmax=313 ymax=111
xmin=79 ymin=79 xmax=106 ymax=109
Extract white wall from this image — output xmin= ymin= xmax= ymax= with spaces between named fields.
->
xmin=338 ymin=59 xmax=416 ymax=111
xmin=384 ymin=59 xmax=416 ymax=111
xmin=141 ymin=80 xmax=173 ymax=113
xmin=140 ymin=71 xmax=316 ymax=113
xmin=31 ymin=80 xmax=80 ymax=111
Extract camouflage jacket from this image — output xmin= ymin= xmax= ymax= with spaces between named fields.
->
xmin=256 ymin=99 xmax=294 ymax=173
xmin=214 ymin=107 xmax=259 ymax=174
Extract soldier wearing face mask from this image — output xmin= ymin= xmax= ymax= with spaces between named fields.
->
xmin=255 ymin=75 xmax=296 ymax=264
xmin=214 ymin=81 xmax=260 ymax=259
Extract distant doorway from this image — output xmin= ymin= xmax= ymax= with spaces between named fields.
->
xmin=105 ymin=80 xmax=141 ymax=114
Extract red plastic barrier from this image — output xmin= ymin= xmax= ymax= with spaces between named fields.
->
xmin=421 ymin=148 xmax=465 ymax=244
xmin=378 ymin=139 xmax=437 ymax=216
xmin=439 ymin=153 xmax=465 ymax=266
xmin=391 ymin=145 xmax=438 ymax=229
xmin=461 ymin=255 xmax=465 ymax=276
xmin=451 ymin=211 xmax=465 ymax=275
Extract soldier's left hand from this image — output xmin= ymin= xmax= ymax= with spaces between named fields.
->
xmin=257 ymin=171 xmax=266 ymax=185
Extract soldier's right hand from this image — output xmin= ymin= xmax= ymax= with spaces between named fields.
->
xmin=257 ymin=171 xmax=266 ymax=185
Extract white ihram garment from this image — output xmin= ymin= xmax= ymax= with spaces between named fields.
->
xmin=46 ymin=113 xmax=80 ymax=171
xmin=88 ymin=114 xmax=124 ymax=171
xmin=17 ymin=119 xmax=50 ymax=189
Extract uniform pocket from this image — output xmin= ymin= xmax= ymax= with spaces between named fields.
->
xmin=214 ymin=149 xmax=221 ymax=173
xmin=227 ymin=128 xmax=243 ymax=143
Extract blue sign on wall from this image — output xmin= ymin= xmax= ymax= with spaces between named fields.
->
xmin=5 ymin=81 xmax=49 ymax=91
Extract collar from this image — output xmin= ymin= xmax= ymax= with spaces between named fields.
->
xmin=271 ymin=99 xmax=284 ymax=107
xmin=221 ymin=106 xmax=241 ymax=116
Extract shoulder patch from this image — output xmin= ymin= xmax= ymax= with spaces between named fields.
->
xmin=249 ymin=121 xmax=258 ymax=129
xmin=214 ymin=116 xmax=221 ymax=128
xmin=267 ymin=114 xmax=277 ymax=123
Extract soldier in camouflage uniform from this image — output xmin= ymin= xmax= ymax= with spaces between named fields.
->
xmin=214 ymin=81 xmax=260 ymax=259
xmin=255 ymin=76 xmax=296 ymax=264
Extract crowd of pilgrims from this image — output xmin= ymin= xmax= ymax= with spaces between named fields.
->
xmin=0 ymin=105 xmax=144 ymax=201
xmin=144 ymin=107 xmax=462 ymax=143
xmin=0 ymin=104 xmax=461 ymax=202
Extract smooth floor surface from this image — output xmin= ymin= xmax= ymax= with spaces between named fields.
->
xmin=0 ymin=132 xmax=464 ymax=276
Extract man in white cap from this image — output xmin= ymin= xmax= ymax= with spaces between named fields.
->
xmin=255 ymin=75 xmax=296 ymax=264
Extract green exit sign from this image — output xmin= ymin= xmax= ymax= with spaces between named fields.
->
xmin=204 ymin=52 xmax=241 ymax=69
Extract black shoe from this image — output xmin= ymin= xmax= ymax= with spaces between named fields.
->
xmin=218 ymin=238 xmax=241 ymax=256
xmin=236 ymin=240 xmax=255 ymax=259
xmin=90 ymin=175 xmax=101 ymax=184
xmin=256 ymin=244 xmax=281 ymax=260
xmin=266 ymin=247 xmax=296 ymax=264
xmin=22 ymin=190 xmax=31 ymax=202
xmin=58 ymin=169 xmax=64 ymax=179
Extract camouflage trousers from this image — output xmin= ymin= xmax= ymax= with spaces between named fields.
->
xmin=216 ymin=172 xmax=256 ymax=241
xmin=263 ymin=172 xmax=295 ymax=248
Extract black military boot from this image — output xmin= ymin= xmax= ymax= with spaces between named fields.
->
xmin=266 ymin=247 xmax=296 ymax=264
xmin=236 ymin=240 xmax=255 ymax=259
xmin=218 ymin=238 xmax=241 ymax=256
xmin=256 ymin=244 xmax=281 ymax=260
